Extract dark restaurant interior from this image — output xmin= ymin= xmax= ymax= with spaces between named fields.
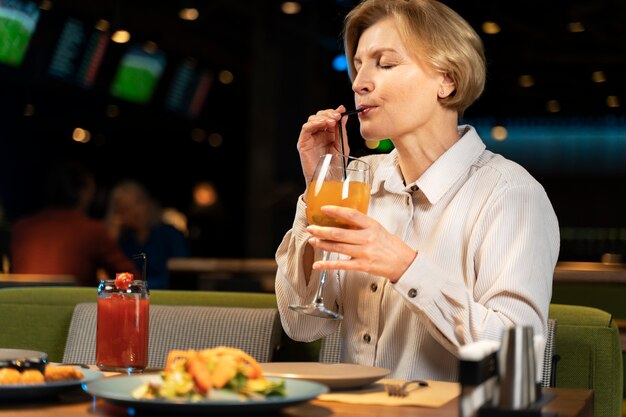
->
xmin=1 ymin=0 xmax=625 ymax=262
xmin=1 ymin=1 xmax=626 ymax=415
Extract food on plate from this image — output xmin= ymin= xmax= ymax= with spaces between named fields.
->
xmin=17 ymin=369 xmax=46 ymax=384
xmin=44 ymin=365 xmax=84 ymax=382
xmin=132 ymin=346 xmax=285 ymax=401
xmin=0 ymin=365 xmax=84 ymax=385
xmin=0 ymin=368 xmax=23 ymax=384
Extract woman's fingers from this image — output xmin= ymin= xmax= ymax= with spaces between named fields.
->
xmin=297 ymin=106 xmax=348 ymax=178
xmin=298 ymin=106 xmax=346 ymax=146
xmin=305 ymin=205 xmax=417 ymax=281
xmin=323 ymin=206 xmax=370 ymax=229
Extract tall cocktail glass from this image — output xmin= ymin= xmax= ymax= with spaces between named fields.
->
xmin=289 ymin=153 xmax=371 ymax=319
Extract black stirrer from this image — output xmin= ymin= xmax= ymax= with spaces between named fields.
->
xmin=337 ymin=108 xmax=364 ymax=179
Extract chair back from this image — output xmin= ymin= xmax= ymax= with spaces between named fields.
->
xmin=549 ymin=303 xmax=623 ymax=417
xmin=63 ymin=303 xmax=282 ymax=368
xmin=541 ymin=318 xmax=557 ymax=388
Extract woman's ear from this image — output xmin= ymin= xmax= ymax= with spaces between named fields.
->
xmin=438 ymin=73 xmax=456 ymax=98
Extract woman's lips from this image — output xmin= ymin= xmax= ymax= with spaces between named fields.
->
xmin=357 ymin=106 xmax=374 ymax=116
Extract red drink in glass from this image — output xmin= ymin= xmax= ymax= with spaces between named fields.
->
xmin=96 ymin=279 xmax=149 ymax=373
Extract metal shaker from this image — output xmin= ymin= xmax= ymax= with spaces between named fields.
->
xmin=497 ymin=326 xmax=537 ymax=409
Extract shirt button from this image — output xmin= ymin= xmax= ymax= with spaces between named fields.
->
xmin=408 ymin=288 xmax=418 ymax=298
xmin=370 ymin=283 xmax=378 ymax=292
xmin=363 ymin=333 xmax=371 ymax=343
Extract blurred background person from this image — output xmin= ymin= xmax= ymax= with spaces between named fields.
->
xmin=106 ymin=179 xmax=190 ymax=289
xmin=9 ymin=160 xmax=136 ymax=285
xmin=186 ymin=181 xmax=228 ymax=257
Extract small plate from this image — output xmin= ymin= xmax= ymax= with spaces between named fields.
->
xmin=0 ymin=348 xmax=47 ymax=372
xmin=260 ymin=362 xmax=390 ymax=390
xmin=0 ymin=366 xmax=103 ymax=400
xmin=84 ymin=374 xmax=328 ymax=415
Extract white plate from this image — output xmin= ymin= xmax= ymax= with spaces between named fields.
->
xmin=84 ymin=374 xmax=328 ymax=415
xmin=260 ymin=362 xmax=390 ymax=390
xmin=0 ymin=366 xmax=103 ymax=400
xmin=0 ymin=348 xmax=47 ymax=362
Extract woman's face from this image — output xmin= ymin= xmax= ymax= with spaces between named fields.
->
xmin=352 ymin=17 xmax=446 ymax=142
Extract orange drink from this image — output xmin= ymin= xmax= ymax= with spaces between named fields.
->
xmin=290 ymin=153 xmax=370 ymax=320
xmin=306 ymin=179 xmax=370 ymax=228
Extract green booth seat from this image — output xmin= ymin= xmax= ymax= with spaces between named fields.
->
xmin=0 ymin=287 xmax=321 ymax=364
xmin=549 ymin=303 xmax=623 ymax=417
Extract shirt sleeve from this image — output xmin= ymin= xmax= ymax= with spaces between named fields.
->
xmin=274 ymin=196 xmax=341 ymax=342
xmin=393 ymin=183 xmax=559 ymax=355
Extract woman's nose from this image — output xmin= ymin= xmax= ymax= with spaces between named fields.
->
xmin=352 ymin=69 xmax=373 ymax=95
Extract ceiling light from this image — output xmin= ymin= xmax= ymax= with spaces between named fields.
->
xmin=179 ymin=8 xmax=199 ymax=21
xmin=72 ymin=127 xmax=91 ymax=143
xmin=607 ymin=96 xmax=620 ymax=108
xmin=218 ymin=70 xmax=234 ymax=84
xmin=491 ymin=126 xmax=508 ymax=141
xmin=111 ymin=30 xmax=131 ymax=44
xmin=546 ymin=100 xmax=560 ymax=113
xmin=518 ymin=74 xmax=535 ymax=88
xmin=281 ymin=2 xmax=301 ymax=15
xmin=208 ymin=133 xmax=223 ymax=147
xmin=481 ymin=21 xmax=501 ymax=35
xmin=39 ymin=0 xmax=52 ymax=11
xmin=143 ymin=41 xmax=158 ymax=54
xmin=567 ymin=22 xmax=585 ymax=33
xmin=94 ymin=19 xmax=110 ymax=32
xmin=592 ymin=71 xmax=607 ymax=83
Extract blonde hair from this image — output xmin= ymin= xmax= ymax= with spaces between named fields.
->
xmin=343 ymin=0 xmax=486 ymax=114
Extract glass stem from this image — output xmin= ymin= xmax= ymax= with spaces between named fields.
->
xmin=314 ymin=250 xmax=331 ymax=304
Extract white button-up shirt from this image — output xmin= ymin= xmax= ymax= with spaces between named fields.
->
xmin=275 ymin=125 xmax=560 ymax=381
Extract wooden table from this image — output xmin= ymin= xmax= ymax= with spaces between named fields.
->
xmin=554 ymin=261 xmax=626 ymax=283
xmin=167 ymin=257 xmax=278 ymax=291
xmin=168 ymin=258 xmax=278 ymax=275
xmin=0 ymin=388 xmax=593 ymax=417
xmin=0 ymin=273 xmax=76 ymax=287
xmin=169 ymin=258 xmax=626 ymax=289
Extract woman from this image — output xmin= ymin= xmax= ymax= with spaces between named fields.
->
xmin=275 ymin=0 xmax=559 ymax=381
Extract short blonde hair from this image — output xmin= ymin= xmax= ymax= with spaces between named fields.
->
xmin=343 ymin=0 xmax=486 ymax=114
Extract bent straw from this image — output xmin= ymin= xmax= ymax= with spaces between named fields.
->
xmin=338 ymin=108 xmax=364 ymax=179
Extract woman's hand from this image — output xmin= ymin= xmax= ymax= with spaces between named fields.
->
xmin=297 ymin=105 xmax=349 ymax=184
xmin=306 ymin=206 xmax=417 ymax=282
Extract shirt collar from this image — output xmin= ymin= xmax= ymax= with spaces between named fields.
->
xmin=370 ymin=125 xmax=486 ymax=204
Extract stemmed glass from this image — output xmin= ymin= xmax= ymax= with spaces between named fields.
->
xmin=289 ymin=153 xmax=371 ymax=319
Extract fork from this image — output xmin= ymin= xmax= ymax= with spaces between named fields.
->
xmin=384 ymin=380 xmax=429 ymax=397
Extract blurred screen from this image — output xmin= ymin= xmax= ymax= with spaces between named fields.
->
xmin=164 ymin=59 xmax=212 ymax=119
xmin=48 ymin=17 xmax=109 ymax=88
xmin=110 ymin=44 xmax=166 ymax=104
xmin=0 ymin=0 xmax=40 ymax=67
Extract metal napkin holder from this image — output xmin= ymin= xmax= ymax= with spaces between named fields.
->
xmin=459 ymin=350 xmax=556 ymax=417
